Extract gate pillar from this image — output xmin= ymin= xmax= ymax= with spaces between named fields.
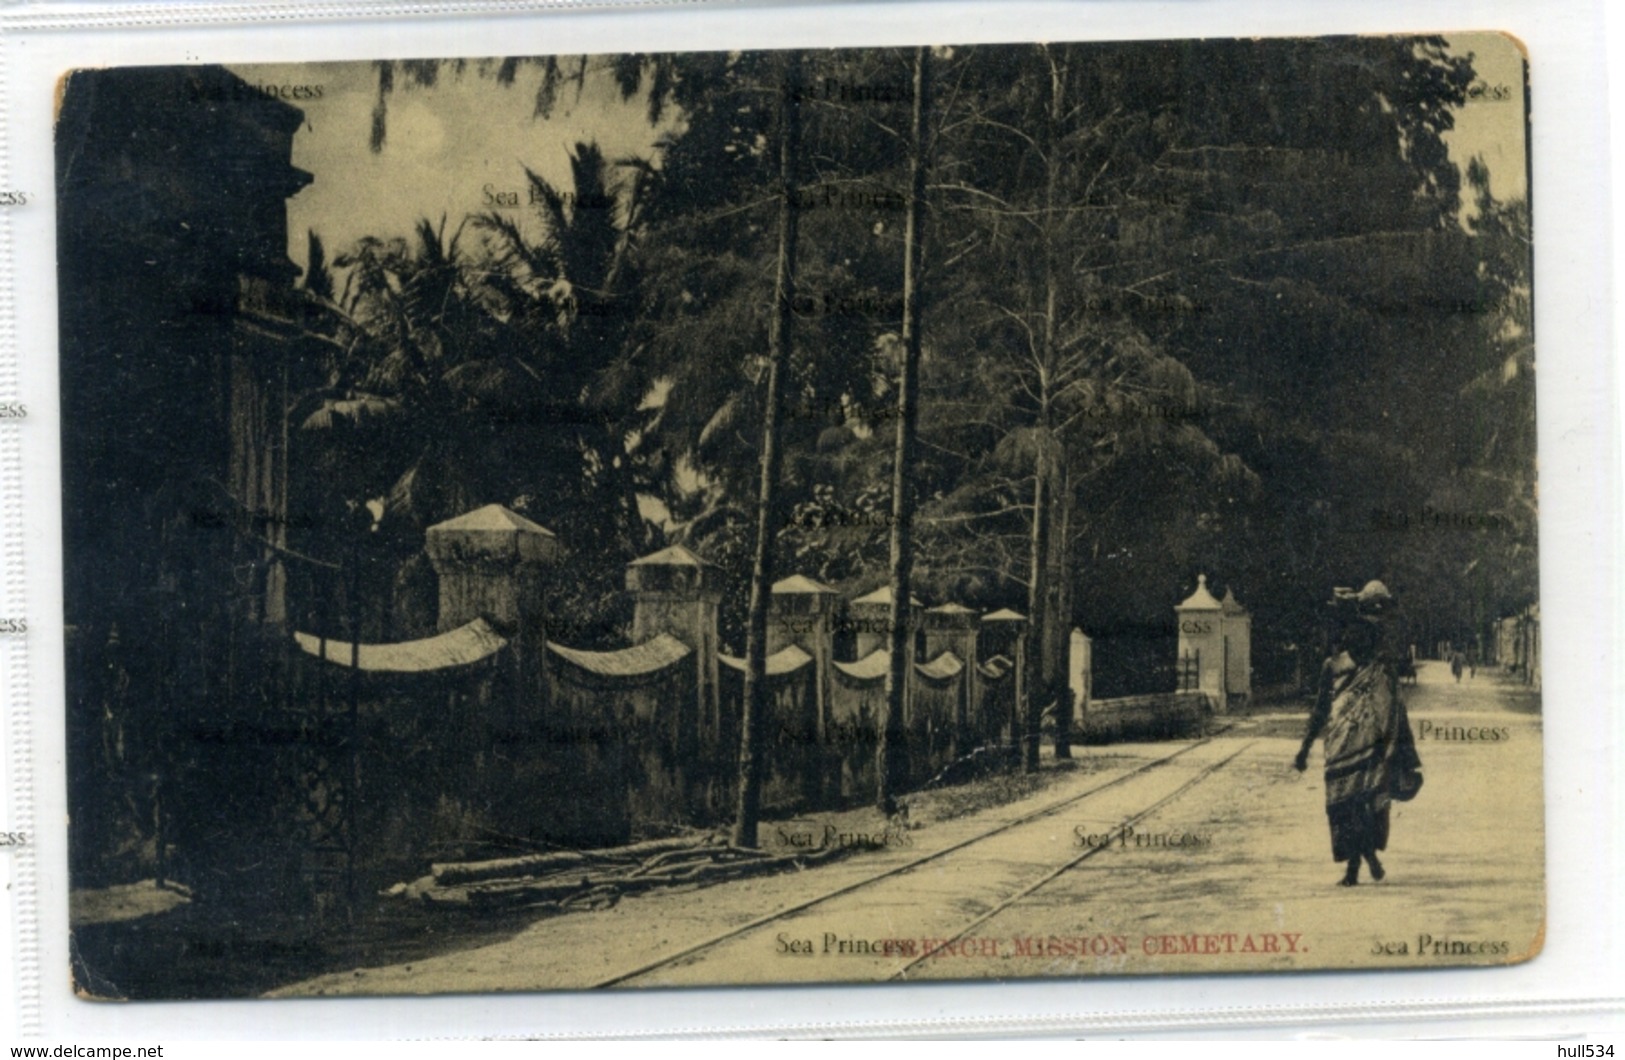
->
xmin=426 ymin=504 xmax=561 ymax=726
xmin=1175 ymin=574 xmax=1224 ymax=705
xmin=627 ymin=545 xmax=722 ymax=745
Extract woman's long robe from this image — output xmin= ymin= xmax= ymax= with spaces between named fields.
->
xmin=1308 ymin=652 xmax=1422 ymax=862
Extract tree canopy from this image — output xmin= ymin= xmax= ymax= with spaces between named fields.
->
xmin=300 ymin=36 xmax=1533 ymax=693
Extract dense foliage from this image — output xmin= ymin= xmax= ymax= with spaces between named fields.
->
xmin=307 ymin=38 xmax=1533 ymax=694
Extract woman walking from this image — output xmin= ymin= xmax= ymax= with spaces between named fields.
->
xmin=1294 ymin=581 xmax=1423 ymax=886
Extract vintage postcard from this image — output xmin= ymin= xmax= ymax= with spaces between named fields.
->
xmin=56 ymin=32 xmax=1539 ymax=999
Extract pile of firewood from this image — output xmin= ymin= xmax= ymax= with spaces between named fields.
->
xmin=388 ymin=834 xmax=852 ymax=913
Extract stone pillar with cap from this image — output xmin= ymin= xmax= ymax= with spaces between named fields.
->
xmin=924 ymin=602 xmax=980 ymax=755
xmin=849 ymin=585 xmax=919 ymax=660
xmin=425 ymin=503 xmax=562 ymax=725
xmin=769 ymin=574 xmax=841 ymax=740
xmin=922 ymin=602 xmax=978 ymax=663
xmin=1175 ymin=573 xmax=1225 ymax=704
xmin=981 ymin=608 xmax=1027 ymax=744
xmin=848 ymin=585 xmax=920 ymax=729
xmin=626 ymin=544 xmax=721 ymax=744
xmin=425 ymin=504 xmax=560 ymax=632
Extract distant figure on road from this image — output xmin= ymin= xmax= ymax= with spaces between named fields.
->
xmin=1450 ymin=650 xmax=1466 ymax=683
xmin=1295 ymin=581 xmax=1424 ymax=887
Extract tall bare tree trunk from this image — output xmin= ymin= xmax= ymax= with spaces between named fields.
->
xmin=1022 ymin=49 xmax=1066 ymax=773
xmin=878 ymin=46 xmax=931 ymax=812
xmin=1022 ymin=437 xmax=1050 ymax=772
xmin=1051 ymin=462 xmax=1073 ymax=758
xmin=733 ymin=52 xmax=803 ymax=848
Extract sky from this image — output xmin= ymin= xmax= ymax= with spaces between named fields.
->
xmin=228 ymin=58 xmax=673 ymax=276
xmin=230 ymin=32 xmax=1532 ymax=282
xmin=1441 ymin=32 xmax=1530 ymax=210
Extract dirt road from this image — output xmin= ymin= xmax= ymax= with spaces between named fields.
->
xmin=274 ymin=659 xmax=1543 ymax=996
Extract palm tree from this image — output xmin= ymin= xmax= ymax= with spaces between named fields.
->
xmin=292 ymin=144 xmax=658 ymax=641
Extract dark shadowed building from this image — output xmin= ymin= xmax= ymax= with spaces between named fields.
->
xmin=57 ymin=65 xmax=317 ymax=897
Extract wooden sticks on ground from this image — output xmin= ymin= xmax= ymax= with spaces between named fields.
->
xmin=405 ymin=835 xmax=853 ymax=912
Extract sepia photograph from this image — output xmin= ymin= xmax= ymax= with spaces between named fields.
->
xmin=54 ymin=33 xmax=1540 ymax=1000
